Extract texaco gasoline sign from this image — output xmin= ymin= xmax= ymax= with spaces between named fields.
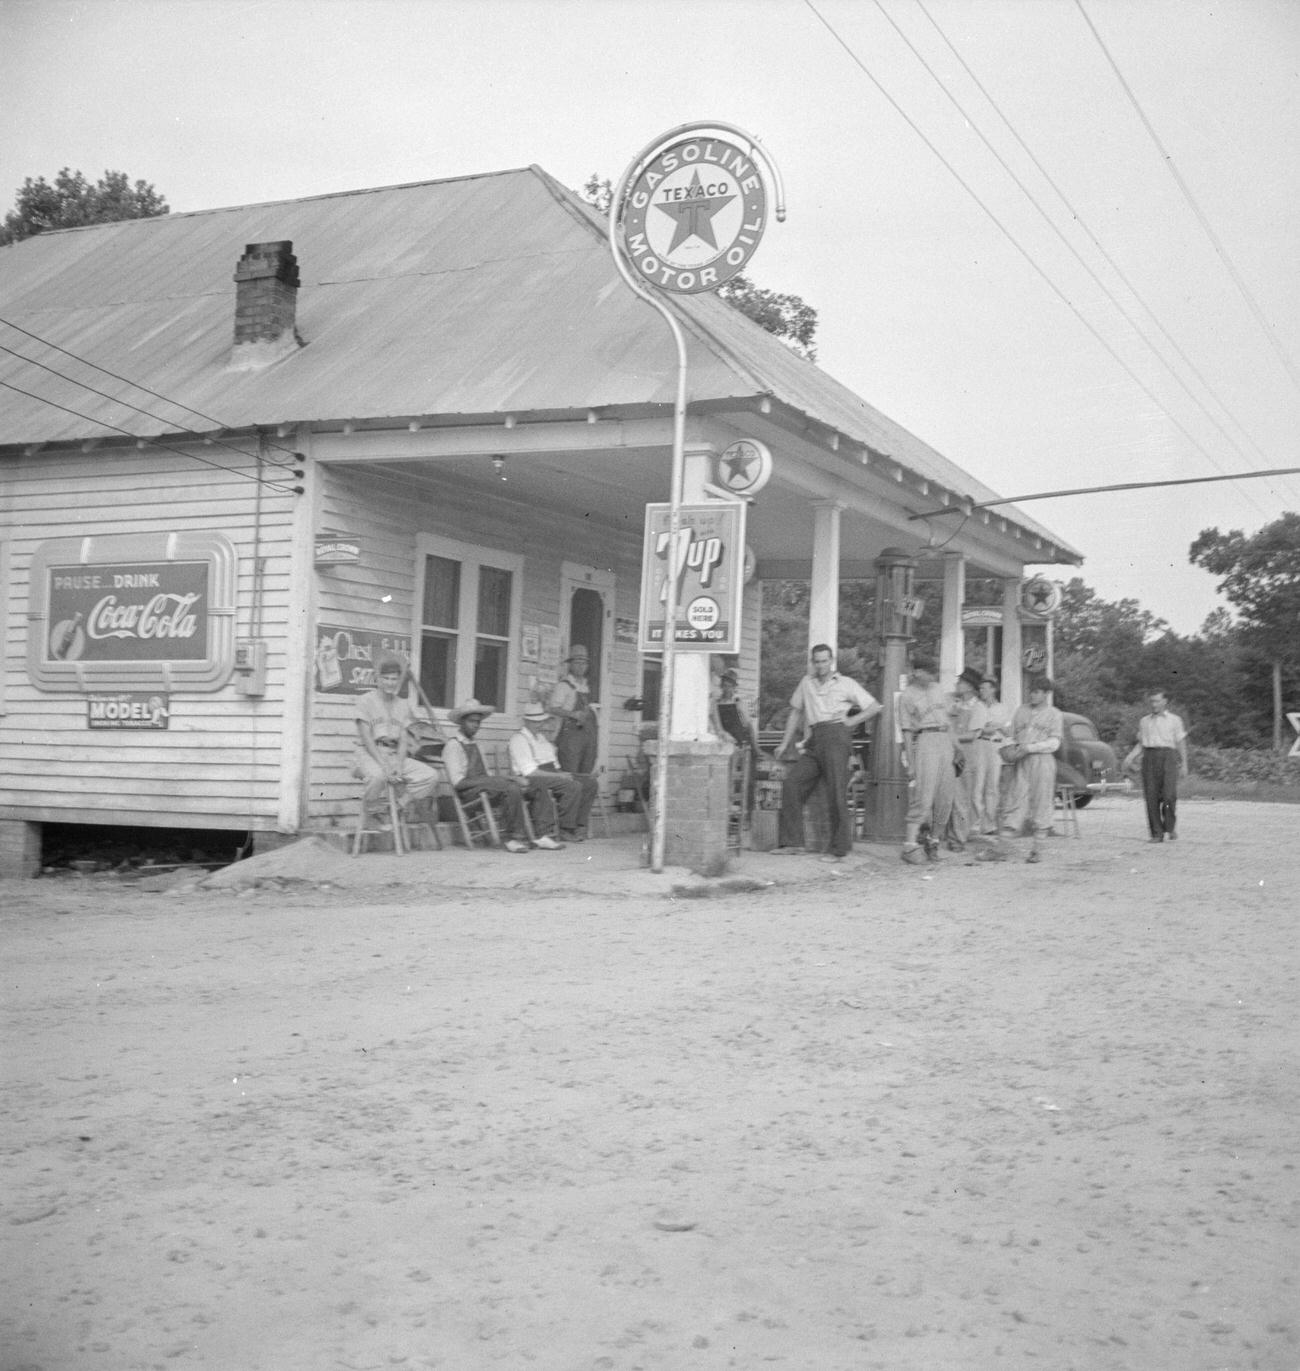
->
xmin=622 ymin=136 xmax=768 ymax=294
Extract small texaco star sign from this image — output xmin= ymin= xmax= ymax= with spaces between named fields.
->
xmin=717 ymin=439 xmax=772 ymax=496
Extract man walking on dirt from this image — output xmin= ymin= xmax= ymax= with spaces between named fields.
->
xmin=1124 ymin=689 xmax=1188 ymax=843
xmin=773 ymin=643 xmax=880 ymax=862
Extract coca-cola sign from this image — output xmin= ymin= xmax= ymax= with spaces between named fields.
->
xmin=28 ymin=532 xmax=237 ymax=693
xmin=47 ymin=562 xmax=209 ymax=662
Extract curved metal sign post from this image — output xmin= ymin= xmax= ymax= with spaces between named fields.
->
xmin=608 ymin=121 xmax=785 ymax=872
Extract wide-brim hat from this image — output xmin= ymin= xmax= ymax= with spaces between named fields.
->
xmin=564 ymin=646 xmax=589 ymax=661
xmin=450 ymin=698 xmax=494 ymax=723
xmin=958 ymin=666 xmax=983 ymax=689
xmin=522 ymin=705 xmax=550 ymax=722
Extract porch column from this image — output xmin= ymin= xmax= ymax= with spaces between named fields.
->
xmin=667 ymin=447 xmax=717 ymax=740
xmin=939 ymin=552 xmax=965 ymax=689
xmin=808 ymin=500 xmax=844 ymax=652
xmin=661 ymin=445 xmax=732 ymax=874
xmin=1000 ymin=577 xmax=1023 ymax=709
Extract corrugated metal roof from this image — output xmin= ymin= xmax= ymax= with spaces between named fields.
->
xmin=0 ymin=165 xmax=1077 ymax=557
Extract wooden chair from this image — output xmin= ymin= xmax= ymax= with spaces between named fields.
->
xmin=621 ymin=754 xmax=651 ymax=829
xmin=436 ymin=762 xmax=501 ymax=849
xmin=352 ymin=781 xmax=406 ymax=856
xmin=489 ymin=744 xmax=538 ymax=845
xmin=726 ymin=746 xmax=753 ymax=852
xmin=351 ymin=781 xmax=439 ymax=856
xmin=1053 ymin=783 xmax=1082 ymax=838
xmin=587 ymin=767 xmax=611 ymax=838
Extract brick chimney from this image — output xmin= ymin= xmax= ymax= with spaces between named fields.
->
xmin=229 ymin=240 xmax=303 ymax=369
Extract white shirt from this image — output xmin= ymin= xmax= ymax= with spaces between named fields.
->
xmin=790 ymin=671 xmax=876 ymax=726
xmin=1138 ymin=711 xmax=1186 ymax=748
xmin=508 ymin=726 xmax=559 ymax=778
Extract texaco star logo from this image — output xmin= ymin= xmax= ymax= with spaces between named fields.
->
xmin=1021 ymin=577 xmax=1062 ymax=618
xmin=621 ymin=136 xmax=768 ymax=295
xmin=717 ymin=439 xmax=773 ymax=496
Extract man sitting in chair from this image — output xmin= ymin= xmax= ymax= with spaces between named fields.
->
xmin=354 ymin=655 xmax=439 ymax=826
xmin=442 ymin=699 xmax=543 ymax=854
xmin=509 ymin=705 xmax=596 ymax=845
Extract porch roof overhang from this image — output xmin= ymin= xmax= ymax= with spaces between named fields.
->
xmin=4 ymin=393 xmax=1080 ymax=583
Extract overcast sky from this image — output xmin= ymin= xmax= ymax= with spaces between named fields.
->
xmin=3 ymin=0 xmax=1297 ymax=633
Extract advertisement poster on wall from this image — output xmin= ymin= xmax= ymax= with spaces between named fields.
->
xmin=314 ymin=625 xmax=413 ymax=694
xmin=638 ymin=501 xmax=745 ymax=653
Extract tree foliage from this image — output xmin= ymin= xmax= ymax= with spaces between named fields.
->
xmin=1 ymin=168 xmax=169 ymax=245
xmin=1189 ymin=513 xmax=1300 ymax=666
xmin=716 ymin=274 xmax=818 ymax=361
xmin=757 ymin=570 xmax=1287 ymax=753
xmin=581 ymin=173 xmax=818 ymax=360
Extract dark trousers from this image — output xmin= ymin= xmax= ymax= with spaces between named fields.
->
xmin=1141 ymin=748 xmax=1180 ymax=838
xmin=779 ymin=721 xmax=854 ymax=857
xmin=457 ymin=776 xmax=526 ymax=841
xmin=522 ymin=770 xmax=596 ymax=835
xmin=556 ymin=719 xmax=597 ymax=776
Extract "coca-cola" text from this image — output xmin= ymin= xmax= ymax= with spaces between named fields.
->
xmin=87 ymin=592 xmax=201 ymax=641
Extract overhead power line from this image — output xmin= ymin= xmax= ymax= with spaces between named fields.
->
xmin=907 ymin=465 xmax=1300 ymax=520
xmin=801 ymin=0 xmax=1287 ymax=518
xmin=0 ymin=378 xmax=302 ymax=493
xmin=0 ymin=313 xmax=303 ymax=468
xmin=0 ymin=339 xmax=301 ymax=477
xmin=1075 ymin=0 xmax=1300 ymax=397
xmin=912 ymin=0 xmax=1288 ymax=494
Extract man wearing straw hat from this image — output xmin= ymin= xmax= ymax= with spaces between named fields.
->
xmin=442 ymin=699 xmax=533 ymax=853
xmin=509 ymin=705 xmax=596 ymax=847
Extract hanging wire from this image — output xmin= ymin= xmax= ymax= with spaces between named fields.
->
xmin=1075 ymin=0 xmax=1300 ymax=397
xmin=0 ymin=339 xmax=300 ymax=475
xmin=914 ymin=0 xmax=1286 ymax=482
xmin=801 ymin=0 xmax=1280 ymax=519
xmin=0 ymin=379 xmax=303 ymax=493
xmin=884 ymin=0 xmax=1291 ymax=513
xmin=0 ymin=313 xmax=304 ymax=467
xmin=909 ymin=465 xmax=1300 ymax=521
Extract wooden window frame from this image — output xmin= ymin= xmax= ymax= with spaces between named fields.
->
xmin=413 ymin=534 xmax=523 ymax=717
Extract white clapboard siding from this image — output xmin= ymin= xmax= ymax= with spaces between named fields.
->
xmin=0 ymin=446 xmax=297 ymax=830
xmin=307 ymin=462 xmax=650 ymax=820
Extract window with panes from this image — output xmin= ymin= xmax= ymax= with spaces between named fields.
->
xmin=416 ymin=539 xmax=520 ymax=711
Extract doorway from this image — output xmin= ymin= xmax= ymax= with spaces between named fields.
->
xmin=559 ymin=563 xmax=614 ymax=780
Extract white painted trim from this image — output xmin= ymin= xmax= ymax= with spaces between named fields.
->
xmin=278 ymin=430 xmax=318 ymax=832
xmin=559 ymin=561 xmax=616 ymax=777
xmin=415 ymin=532 xmax=526 ymax=717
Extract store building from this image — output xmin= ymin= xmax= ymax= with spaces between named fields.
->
xmin=0 ymin=166 xmax=1080 ymax=876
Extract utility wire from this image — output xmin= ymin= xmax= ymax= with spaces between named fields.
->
xmin=0 ymin=340 xmax=301 ymax=477
xmin=1075 ymin=0 xmax=1300 ymax=397
xmin=811 ymin=0 xmax=1273 ymax=519
xmin=0 ymin=378 xmax=303 ymax=492
xmin=913 ymin=0 xmax=1292 ymax=502
xmin=0 ymin=313 xmax=303 ymax=467
xmin=908 ymin=465 xmax=1300 ymax=520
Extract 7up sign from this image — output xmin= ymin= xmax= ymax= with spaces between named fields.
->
xmin=638 ymin=502 xmax=746 ymax=652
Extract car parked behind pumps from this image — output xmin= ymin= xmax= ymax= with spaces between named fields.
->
xmin=1056 ymin=712 xmax=1127 ymax=807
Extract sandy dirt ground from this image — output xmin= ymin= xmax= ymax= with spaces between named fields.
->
xmin=2 ymin=795 xmax=1298 ymax=1371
